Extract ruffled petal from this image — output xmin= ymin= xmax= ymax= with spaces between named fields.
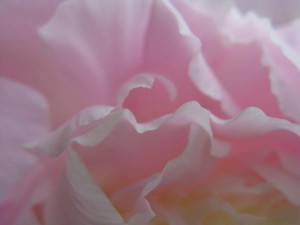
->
xmin=73 ymin=102 xmax=210 ymax=195
xmin=211 ymin=107 xmax=300 ymax=205
xmin=26 ymin=105 xmax=115 ymax=157
xmin=222 ymin=9 xmax=300 ymax=122
xmin=211 ymin=107 xmax=300 ymax=137
xmin=140 ymin=107 xmax=300 ymax=223
xmin=174 ymin=2 xmax=300 ymax=122
xmin=110 ymin=107 xmax=214 ymax=224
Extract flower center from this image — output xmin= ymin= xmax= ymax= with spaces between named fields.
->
xmin=149 ymin=181 xmax=300 ymax=225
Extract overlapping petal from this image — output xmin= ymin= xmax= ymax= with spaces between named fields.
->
xmin=0 ymin=0 xmax=86 ymax=126
xmin=0 ymin=77 xmax=50 ymax=225
xmin=0 ymin=77 xmax=50 ymax=199
xmin=1 ymin=0 xmax=300 ymax=224
xmin=44 ymin=148 xmax=124 ymax=225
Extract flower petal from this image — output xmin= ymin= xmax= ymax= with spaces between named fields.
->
xmin=211 ymin=107 xmax=300 ymax=138
xmin=110 ymin=106 xmax=213 ymax=224
xmin=25 ymin=105 xmax=115 ymax=157
xmin=0 ymin=0 xmax=86 ymax=126
xmin=39 ymin=0 xmax=217 ymax=122
xmin=0 ymin=77 xmax=50 ymax=200
xmin=39 ymin=0 xmax=153 ymax=106
xmin=73 ymin=101 xmax=209 ymax=195
xmin=211 ymin=107 xmax=300 ymax=205
xmin=255 ymin=160 xmax=300 ymax=205
xmin=233 ymin=0 xmax=300 ymax=25
xmin=222 ymin=8 xmax=300 ymax=122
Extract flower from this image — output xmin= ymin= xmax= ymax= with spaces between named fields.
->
xmin=1 ymin=0 xmax=300 ymax=224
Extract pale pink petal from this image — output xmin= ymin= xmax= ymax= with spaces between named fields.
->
xmin=277 ymin=138 xmax=300 ymax=179
xmin=111 ymin=176 xmax=156 ymax=224
xmin=0 ymin=77 xmax=50 ymax=200
xmin=123 ymin=106 xmax=300 ymax=224
xmin=127 ymin=214 xmax=154 ymax=225
xmin=39 ymin=0 xmax=153 ymax=106
xmin=121 ymin=73 xmax=179 ymax=122
xmin=31 ymin=101 xmax=210 ymax=204
xmin=210 ymin=11 xmax=282 ymax=119
xmin=174 ymin=2 xmax=300 ymax=121
xmin=279 ymin=19 xmax=300 ymax=53
xmin=233 ymin=0 xmax=300 ymax=25
xmin=0 ymin=0 xmax=86 ymax=126
xmin=210 ymin=108 xmax=300 ymax=171
xmin=148 ymin=123 xmax=214 ymax=192
xmin=212 ymin=41 xmax=281 ymax=118
xmin=44 ymin=148 xmax=124 ymax=225
xmin=255 ymin=159 xmax=300 ymax=205
xmin=222 ymin=9 xmax=300 ymax=122
xmin=0 ymin=163 xmax=53 ymax=225
xmin=117 ymin=72 xmax=179 ymax=122
xmin=211 ymin=107 xmax=300 ymax=205
xmin=189 ymin=52 xmax=239 ymax=116
xmin=73 ymin=101 xmax=209 ymax=195
xmin=211 ymin=107 xmax=300 ymax=138
xmin=117 ymin=74 xmax=156 ymax=106
xmin=120 ymin=0 xmax=225 ymax=122
xmin=26 ymin=105 xmax=115 ymax=157
xmin=171 ymin=0 xmax=234 ymax=117
xmin=135 ymin=122 xmax=216 ymax=224
xmin=262 ymin=44 xmax=300 ymax=123
xmin=136 ymin=0 xmax=210 ymax=121
xmin=110 ymin=105 xmax=213 ymax=224
xmin=39 ymin=0 xmax=221 ymax=122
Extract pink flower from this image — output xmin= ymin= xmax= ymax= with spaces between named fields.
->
xmin=1 ymin=0 xmax=300 ymax=224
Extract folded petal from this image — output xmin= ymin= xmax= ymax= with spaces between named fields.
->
xmin=26 ymin=105 xmax=115 ymax=157
xmin=73 ymin=102 xmax=210 ymax=195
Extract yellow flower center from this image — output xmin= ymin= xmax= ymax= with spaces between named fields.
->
xmin=149 ymin=180 xmax=300 ymax=225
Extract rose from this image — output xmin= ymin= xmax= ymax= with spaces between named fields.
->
xmin=1 ymin=0 xmax=300 ymax=224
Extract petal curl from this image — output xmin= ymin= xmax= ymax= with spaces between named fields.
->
xmin=40 ymin=0 xmax=216 ymax=122
xmin=25 ymin=105 xmax=115 ymax=157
